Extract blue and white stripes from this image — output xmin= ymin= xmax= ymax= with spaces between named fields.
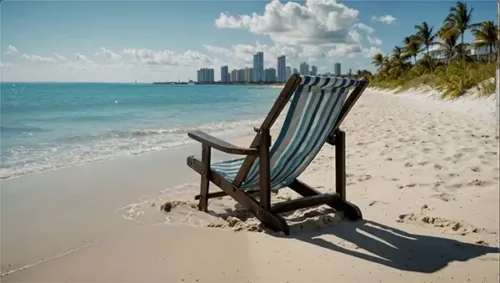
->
xmin=212 ymin=75 xmax=362 ymax=191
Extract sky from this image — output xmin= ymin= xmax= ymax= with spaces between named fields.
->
xmin=0 ymin=0 xmax=497 ymax=82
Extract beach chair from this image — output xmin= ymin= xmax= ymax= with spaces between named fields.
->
xmin=187 ymin=74 xmax=369 ymax=235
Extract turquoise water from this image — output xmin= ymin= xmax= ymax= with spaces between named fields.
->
xmin=0 ymin=83 xmax=281 ymax=179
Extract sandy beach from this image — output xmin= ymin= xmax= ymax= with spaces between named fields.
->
xmin=1 ymin=88 xmax=499 ymax=282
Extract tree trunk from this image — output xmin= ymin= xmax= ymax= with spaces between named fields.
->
xmin=489 ymin=44 xmax=493 ymax=63
xmin=426 ymin=45 xmax=433 ymax=72
xmin=461 ymin=32 xmax=465 ymax=68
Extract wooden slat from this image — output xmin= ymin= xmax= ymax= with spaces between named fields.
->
xmin=188 ymin=131 xmax=258 ymax=155
xmin=331 ymin=80 xmax=369 ymax=133
xmin=271 ymin=193 xmax=341 ymax=214
xmin=232 ymin=75 xmax=303 ymax=187
xmin=288 ymin=179 xmax=362 ymax=220
xmin=194 ymin=189 xmax=260 ymax=200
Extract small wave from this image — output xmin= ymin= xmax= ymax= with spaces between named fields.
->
xmin=0 ymin=125 xmax=51 ymax=133
xmin=0 ymin=117 xmax=285 ymax=180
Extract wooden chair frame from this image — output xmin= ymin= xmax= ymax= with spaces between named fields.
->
xmin=186 ymin=74 xmax=369 ymax=235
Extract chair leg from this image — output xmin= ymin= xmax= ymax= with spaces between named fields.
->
xmin=334 ymin=130 xmax=362 ymax=220
xmin=335 ymin=130 xmax=346 ymax=200
xmin=259 ymin=129 xmax=271 ymax=210
xmin=198 ymin=144 xmax=211 ymax=212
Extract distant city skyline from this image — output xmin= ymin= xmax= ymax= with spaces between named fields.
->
xmin=197 ymin=52 xmax=341 ymax=83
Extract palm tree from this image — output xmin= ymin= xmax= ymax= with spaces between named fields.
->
xmin=414 ymin=21 xmax=436 ymax=71
xmin=388 ymin=46 xmax=408 ymax=78
xmin=436 ymin=30 xmax=460 ymax=66
xmin=444 ymin=1 xmax=474 ymax=65
xmin=470 ymin=20 xmax=498 ymax=62
xmin=403 ymin=35 xmax=421 ymax=64
xmin=371 ymin=53 xmax=385 ymax=71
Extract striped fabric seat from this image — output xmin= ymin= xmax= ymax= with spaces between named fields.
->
xmin=212 ymin=75 xmax=362 ymax=191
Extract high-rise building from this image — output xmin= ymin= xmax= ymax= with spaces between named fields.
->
xmin=311 ymin=65 xmax=318 ymax=76
xmin=230 ymin=69 xmax=238 ymax=82
xmin=299 ymin=62 xmax=310 ymax=75
xmin=244 ymin=67 xmax=253 ymax=82
xmin=197 ymin=68 xmax=215 ymax=83
xmin=220 ymin=66 xmax=229 ymax=83
xmin=293 ymin=68 xmax=299 ymax=75
xmin=264 ymin=68 xmax=277 ymax=82
xmin=253 ymin=52 xmax=264 ymax=82
xmin=285 ymin=66 xmax=292 ymax=80
xmin=334 ymin=63 xmax=341 ymax=77
xmin=277 ymin=55 xmax=286 ymax=82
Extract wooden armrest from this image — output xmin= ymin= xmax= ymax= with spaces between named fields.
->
xmin=188 ymin=130 xmax=259 ymax=155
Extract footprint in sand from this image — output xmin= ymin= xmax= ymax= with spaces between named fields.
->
xmin=461 ymin=147 xmax=477 ymax=153
xmin=397 ymin=213 xmax=491 ymax=236
xmin=433 ymin=164 xmax=443 ymax=170
xmin=357 ymin=174 xmax=372 ymax=182
xmin=404 ymin=162 xmax=413 ymax=168
xmin=469 ymin=166 xmax=481 ymax=172
xmin=485 ymin=151 xmax=498 ymax=156
xmin=417 ymin=161 xmax=429 ymax=166
xmin=467 ymin=179 xmax=492 ymax=187
xmin=368 ymin=200 xmax=389 ymax=206
xmin=432 ymin=192 xmax=456 ymax=202
xmin=481 ymin=160 xmax=491 ymax=166
xmin=445 ymin=183 xmax=463 ymax=190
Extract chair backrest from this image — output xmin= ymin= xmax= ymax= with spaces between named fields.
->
xmin=242 ymin=75 xmax=364 ymax=190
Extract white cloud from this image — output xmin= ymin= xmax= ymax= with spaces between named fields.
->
xmin=204 ymin=42 xmax=299 ymax=67
xmin=362 ymin=46 xmax=384 ymax=58
xmin=372 ymin=15 xmax=396 ymax=24
xmin=94 ymin=47 xmax=122 ymax=60
xmin=1 ymin=62 xmax=13 ymax=69
xmin=214 ymin=0 xmax=361 ymax=45
xmin=367 ymin=36 xmax=383 ymax=46
xmin=74 ymin=53 xmax=93 ymax=63
xmin=22 ymin=54 xmax=56 ymax=63
xmin=327 ymin=44 xmax=362 ymax=58
xmin=356 ymin=22 xmax=375 ymax=33
xmin=54 ymin=53 xmax=67 ymax=61
xmin=4 ymin=45 xmax=19 ymax=54
xmin=299 ymin=45 xmax=327 ymax=62
xmin=121 ymin=48 xmax=213 ymax=67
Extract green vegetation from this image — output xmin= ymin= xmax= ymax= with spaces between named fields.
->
xmin=359 ymin=1 xmax=498 ymax=98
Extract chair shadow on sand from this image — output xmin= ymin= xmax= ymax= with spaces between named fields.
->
xmin=292 ymin=219 xmax=499 ymax=273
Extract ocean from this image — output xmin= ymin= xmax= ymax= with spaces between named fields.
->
xmin=0 ymin=83 xmax=282 ymax=180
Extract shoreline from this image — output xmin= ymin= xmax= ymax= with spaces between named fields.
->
xmin=1 ymin=88 xmax=499 ymax=282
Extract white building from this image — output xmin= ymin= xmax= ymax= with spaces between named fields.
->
xmin=197 ymin=68 xmax=214 ymax=83
xmin=277 ymin=56 xmax=286 ymax=82
xmin=220 ymin=66 xmax=229 ymax=83
xmin=299 ymin=62 xmax=309 ymax=75
xmin=285 ymin=66 xmax=292 ymax=81
xmin=310 ymin=65 xmax=318 ymax=76
xmin=253 ymin=52 xmax=264 ymax=82
xmin=264 ymin=68 xmax=277 ymax=82
xmin=334 ymin=63 xmax=341 ymax=77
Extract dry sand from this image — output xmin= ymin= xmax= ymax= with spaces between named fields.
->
xmin=2 ymin=88 xmax=499 ymax=282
